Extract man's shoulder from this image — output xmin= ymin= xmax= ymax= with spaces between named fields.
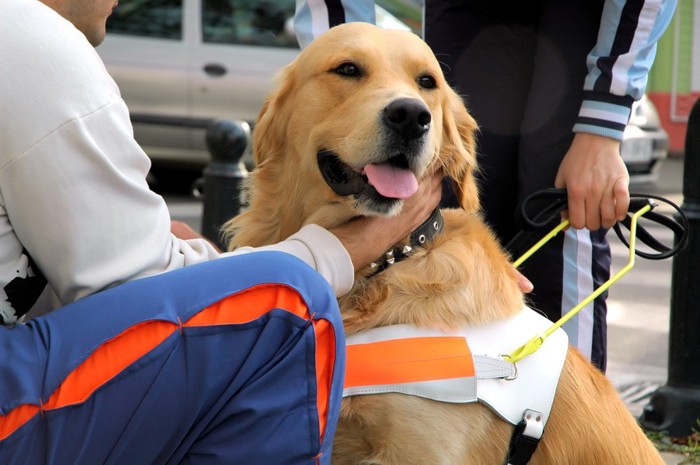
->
xmin=1 ymin=0 xmax=105 ymax=72
xmin=0 ymin=0 xmax=120 ymax=165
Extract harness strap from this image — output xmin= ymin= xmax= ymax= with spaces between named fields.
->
xmin=343 ymin=326 xmax=515 ymax=403
xmin=342 ymin=310 xmax=569 ymax=465
xmin=505 ymin=409 xmax=544 ymax=465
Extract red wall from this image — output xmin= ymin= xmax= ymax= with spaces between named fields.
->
xmin=648 ymin=92 xmax=700 ymax=155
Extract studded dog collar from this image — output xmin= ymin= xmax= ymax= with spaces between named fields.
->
xmin=369 ymin=207 xmax=444 ymax=276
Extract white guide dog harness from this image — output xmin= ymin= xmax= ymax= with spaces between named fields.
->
xmin=342 ymin=307 xmax=568 ymax=465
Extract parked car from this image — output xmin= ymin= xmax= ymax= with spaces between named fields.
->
xmin=98 ymin=0 xmax=420 ymax=174
xmin=98 ymin=0 xmax=667 ymax=184
xmin=621 ymin=94 xmax=669 ymax=185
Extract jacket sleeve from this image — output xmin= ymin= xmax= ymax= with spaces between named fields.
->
xmin=8 ymin=106 xmax=353 ymax=305
xmin=574 ymin=0 xmax=677 ymax=140
xmin=227 ymin=225 xmax=354 ymax=297
xmin=294 ymin=0 xmax=375 ymax=48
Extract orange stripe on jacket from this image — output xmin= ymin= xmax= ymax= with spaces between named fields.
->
xmin=0 ymin=404 xmax=40 ymax=443
xmin=344 ymin=336 xmax=475 ymax=388
xmin=0 ymin=284 xmax=336 ymax=444
xmin=185 ymin=284 xmax=335 ymax=439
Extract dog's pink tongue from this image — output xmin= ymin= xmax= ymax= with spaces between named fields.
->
xmin=364 ymin=163 xmax=418 ymax=199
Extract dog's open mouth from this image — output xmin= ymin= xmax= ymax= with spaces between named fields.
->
xmin=317 ymin=150 xmax=418 ymax=200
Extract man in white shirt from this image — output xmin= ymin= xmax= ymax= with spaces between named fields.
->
xmin=0 ymin=0 xmax=440 ymax=325
xmin=0 ymin=1 xmax=441 ymax=463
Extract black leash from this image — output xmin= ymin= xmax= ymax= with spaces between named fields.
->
xmin=505 ymin=188 xmax=688 ymax=261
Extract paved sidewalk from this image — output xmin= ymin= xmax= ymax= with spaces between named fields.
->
xmin=662 ymin=451 xmax=687 ymax=464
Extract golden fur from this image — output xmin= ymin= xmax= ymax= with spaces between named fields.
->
xmin=224 ymin=22 xmax=663 ymax=465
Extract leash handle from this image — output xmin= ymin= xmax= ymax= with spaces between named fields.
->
xmin=508 ymin=189 xmax=688 ymax=260
xmin=504 ymin=203 xmax=652 ymax=364
xmin=511 ymin=220 xmax=569 ymax=269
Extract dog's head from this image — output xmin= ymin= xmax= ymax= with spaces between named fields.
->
xmin=249 ymin=22 xmax=479 ymax=231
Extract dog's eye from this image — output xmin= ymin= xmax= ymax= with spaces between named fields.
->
xmin=334 ymin=62 xmax=361 ymax=77
xmin=418 ymin=75 xmax=436 ymax=89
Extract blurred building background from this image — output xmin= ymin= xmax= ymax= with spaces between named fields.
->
xmin=647 ymin=0 xmax=700 ymax=155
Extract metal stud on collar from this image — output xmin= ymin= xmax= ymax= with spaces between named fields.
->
xmin=370 ymin=249 xmax=398 ymax=269
xmin=368 ymin=209 xmax=443 ymax=275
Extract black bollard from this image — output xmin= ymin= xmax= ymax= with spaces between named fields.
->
xmin=640 ymin=97 xmax=700 ymax=437
xmin=198 ymin=119 xmax=250 ymax=250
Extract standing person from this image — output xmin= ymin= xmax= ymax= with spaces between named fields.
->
xmin=424 ymin=0 xmax=675 ymax=371
xmin=294 ymin=0 xmax=676 ymax=370
xmin=0 ymin=0 xmax=441 ymax=463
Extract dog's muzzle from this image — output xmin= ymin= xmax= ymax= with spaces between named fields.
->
xmin=317 ymin=150 xmax=422 ymax=202
xmin=317 ymin=150 xmax=368 ymax=196
xmin=316 ymin=98 xmax=432 ymax=209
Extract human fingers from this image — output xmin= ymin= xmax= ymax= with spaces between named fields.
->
xmin=171 ymin=220 xmax=201 ymax=240
xmin=399 ymin=170 xmax=443 ymax=224
xmin=561 ymin=184 xmax=589 ymax=230
xmin=171 ymin=220 xmax=221 ymax=251
xmin=332 ymin=171 xmax=443 ymax=271
xmin=411 ymin=169 xmax=443 ymax=207
xmin=516 ymin=270 xmax=533 ymax=293
xmin=597 ymin=175 xmax=630 ymax=229
xmin=613 ymin=176 xmax=630 ymax=222
xmin=599 ymin=181 xmax=618 ymax=230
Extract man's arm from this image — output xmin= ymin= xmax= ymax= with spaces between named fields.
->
xmin=574 ymin=0 xmax=676 ymax=140
xmin=558 ymin=0 xmax=676 ymax=230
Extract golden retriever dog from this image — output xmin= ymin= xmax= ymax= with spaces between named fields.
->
xmin=224 ymin=22 xmax=663 ymax=465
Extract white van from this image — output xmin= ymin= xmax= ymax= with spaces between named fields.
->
xmin=98 ymin=0 xmax=420 ymax=171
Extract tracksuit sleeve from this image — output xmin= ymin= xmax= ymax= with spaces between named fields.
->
xmin=228 ymin=224 xmax=355 ymax=297
xmin=294 ymin=0 xmax=376 ymax=48
xmin=574 ymin=0 xmax=677 ymax=140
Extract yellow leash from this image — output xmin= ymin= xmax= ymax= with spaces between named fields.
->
xmin=503 ymin=203 xmax=653 ymax=364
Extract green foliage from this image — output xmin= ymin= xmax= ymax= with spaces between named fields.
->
xmin=648 ymin=419 xmax=700 ymax=464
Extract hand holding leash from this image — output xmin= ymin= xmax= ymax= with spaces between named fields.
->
xmin=554 ymin=133 xmax=630 ymax=230
xmin=503 ymin=189 xmax=688 ymax=364
xmin=507 ymin=188 xmax=688 ymax=261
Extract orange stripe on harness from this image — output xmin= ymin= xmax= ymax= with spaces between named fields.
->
xmin=344 ymin=336 xmax=475 ymax=388
xmin=0 ymin=284 xmax=336 ymax=444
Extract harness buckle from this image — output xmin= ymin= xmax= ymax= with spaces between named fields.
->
xmin=505 ymin=409 xmax=544 ymax=465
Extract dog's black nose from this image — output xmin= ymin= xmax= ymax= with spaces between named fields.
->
xmin=383 ymin=98 xmax=431 ymax=140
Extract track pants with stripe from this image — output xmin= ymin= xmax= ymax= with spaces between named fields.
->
xmin=429 ymin=0 xmax=610 ymax=370
xmin=0 ymin=251 xmax=345 ymax=465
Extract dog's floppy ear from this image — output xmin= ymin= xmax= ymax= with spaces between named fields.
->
xmin=440 ymin=87 xmax=480 ymax=212
xmin=252 ymin=64 xmax=296 ymax=167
